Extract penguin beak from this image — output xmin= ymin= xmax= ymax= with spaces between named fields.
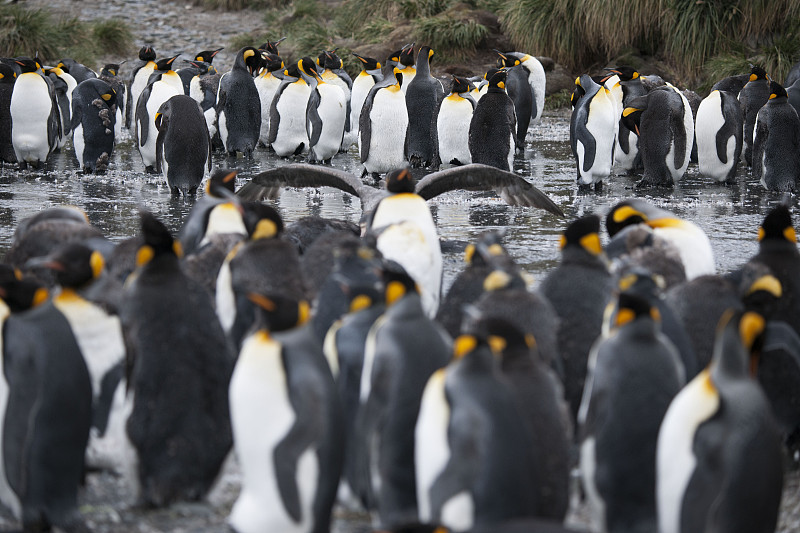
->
xmin=25 ymin=256 xmax=65 ymax=272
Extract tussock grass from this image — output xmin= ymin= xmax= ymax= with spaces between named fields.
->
xmin=414 ymin=12 xmax=488 ymax=63
xmin=92 ymin=19 xmax=134 ymax=57
xmin=0 ymin=5 xmax=62 ymax=59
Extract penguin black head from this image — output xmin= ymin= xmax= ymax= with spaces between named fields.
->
xmin=206 ymin=168 xmax=238 ymax=197
xmin=742 ymin=270 xmax=782 ymax=319
xmin=282 ymin=63 xmax=301 ymax=79
xmin=417 ymin=46 xmax=434 ymax=66
xmin=749 ymin=65 xmax=768 ymax=82
xmin=0 ymin=63 xmax=18 ymax=82
xmin=13 ymin=57 xmax=38 ymax=74
xmin=612 ymin=291 xmax=660 ymax=329
xmin=185 ymin=60 xmax=212 ymax=75
xmin=713 ymin=309 xmax=766 ymax=378
xmin=758 ymin=204 xmax=796 ymax=243
xmin=606 ymin=200 xmax=651 ymax=237
xmin=560 ymin=214 xmax=603 ymax=256
xmin=137 ymin=211 xmax=182 ymax=267
xmin=494 ymin=49 xmax=521 ymax=68
xmin=28 ymin=242 xmax=105 ymax=289
xmin=616 ymin=267 xmax=665 ymax=295
xmin=483 ymin=67 xmax=499 ymax=81
xmin=259 ymin=37 xmax=286 ymax=56
xmin=450 ymin=75 xmax=472 ymax=94
xmin=262 ymin=53 xmax=284 ymax=72
xmin=381 ymin=260 xmax=418 ymax=305
xmin=393 ymin=67 xmax=404 ymax=88
xmin=154 ymin=55 xmax=180 ymax=72
xmin=399 ymin=43 xmax=415 ymax=67
xmin=101 ymin=63 xmax=123 ymax=77
xmin=385 ymin=168 xmax=416 ymax=194
xmin=248 ymin=292 xmax=310 ymax=333
xmin=570 ymin=76 xmax=587 ymax=108
xmin=768 ymin=80 xmax=788 ymax=100
xmin=138 ymin=45 xmax=157 ymax=62
xmin=466 ymin=313 xmax=536 ymax=356
xmin=242 ymin=202 xmax=284 ymax=240
xmin=298 ymin=57 xmax=320 ymax=80
xmin=195 ymin=47 xmax=223 ymax=64
xmin=317 ymin=49 xmax=343 ymax=70
xmin=605 ymin=66 xmax=639 ymax=82
xmin=487 ymin=69 xmax=508 ymax=91
xmin=465 ymin=230 xmax=507 ymax=266
xmin=352 ymin=52 xmax=380 ymax=71
xmin=236 ymin=47 xmax=261 ymax=75
xmin=0 ymin=276 xmax=49 ymax=313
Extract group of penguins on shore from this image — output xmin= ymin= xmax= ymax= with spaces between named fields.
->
xmin=0 ymin=140 xmax=797 ymax=533
xmin=570 ymin=63 xmax=800 ymax=191
xmin=0 ymin=41 xmax=547 ymax=193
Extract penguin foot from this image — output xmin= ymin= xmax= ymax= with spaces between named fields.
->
xmin=144 ymin=165 xmax=158 ymax=175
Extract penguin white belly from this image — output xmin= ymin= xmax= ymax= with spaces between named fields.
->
xmin=139 ymin=82 xmax=181 ymax=168
xmin=441 ymin=491 xmax=474 ymax=532
xmin=10 ymin=74 xmax=52 ymax=164
xmin=320 ymin=72 xmax=353 ymax=151
xmin=229 ymin=333 xmax=316 ymax=533
xmin=667 ymin=87 xmax=694 ymax=181
xmin=272 ymin=83 xmax=311 ymax=157
xmin=614 ymin=128 xmax=639 ymax=170
xmin=653 ymin=223 xmax=715 ymax=280
xmin=657 ymin=370 xmax=720 ymax=533
xmin=130 ymin=65 xmax=155 ymax=129
xmin=399 ymin=68 xmax=416 ymax=93
xmin=359 ymin=314 xmax=389 ymax=403
xmin=255 ymin=74 xmax=280 ymax=146
xmin=415 ymin=369 xmax=451 ymax=522
xmin=202 ymin=203 xmax=247 ymax=247
xmin=580 ymin=437 xmax=607 ymax=533
xmin=437 ymin=97 xmax=473 ymax=165
xmin=73 ymin=124 xmax=85 ymax=169
xmin=0 ymin=308 xmax=21 ymax=519
xmin=362 ymin=89 xmax=408 ymax=173
xmin=309 ymin=84 xmax=347 ymax=161
xmin=578 ymin=92 xmax=617 ymax=186
xmin=349 ymin=74 xmax=375 ymax=149
xmin=204 ymin=107 xmax=217 ymax=138
xmin=215 ymin=257 xmax=236 ymax=333
xmin=114 ymin=106 xmax=123 ymax=142
xmin=523 ymin=57 xmax=546 ymax=124
xmin=696 ymin=91 xmax=733 ymax=182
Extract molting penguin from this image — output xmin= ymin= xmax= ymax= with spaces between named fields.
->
xmin=71 ymin=78 xmax=117 ymax=174
xmin=127 ymin=45 xmax=157 ymax=129
xmin=99 ymin=63 xmax=126 ymax=141
xmin=179 ymin=47 xmax=222 ymax=93
xmin=739 ymin=65 xmax=771 ymax=167
xmin=622 ymin=86 xmax=693 ymax=187
xmin=228 ymin=292 xmax=344 ymax=533
xmin=316 ymin=49 xmax=353 ymax=152
xmin=135 ymin=54 xmax=182 ymax=173
xmin=469 ymin=69 xmax=516 ymax=171
xmin=496 ymin=51 xmax=532 ymax=153
xmin=120 ymin=211 xmax=233 ymax=507
xmin=300 ymin=57 xmax=347 ymax=163
xmin=752 ymin=80 xmax=800 ymax=192
xmin=405 ymin=46 xmax=444 ymax=168
xmin=217 ymin=46 xmax=261 ymax=157
xmin=605 ymin=66 xmax=645 ymax=173
xmin=0 ymin=63 xmax=17 ymax=164
xmin=255 ymin=53 xmax=284 ymax=148
xmin=349 ymin=53 xmax=382 ymax=152
xmin=9 ymin=57 xmax=59 ymax=169
xmin=657 ymin=310 xmax=783 ymax=533
xmin=695 ymin=89 xmax=743 ymax=183
xmin=579 ymin=292 xmax=684 ymax=533
xmin=154 ymin=94 xmax=212 ymax=195
xmin=570 ymin=74 xmax=617 ymax=189
xmin=269 ymin=63 xmax=312 ymax=157
xmin=359 ymin=66 xmax=408 ymax=177
xmin=435 ymin=75 xmax=475 ymax=166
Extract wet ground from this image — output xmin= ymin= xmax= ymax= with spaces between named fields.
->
xmin=0 ymin=109 xmax=799 ymax=532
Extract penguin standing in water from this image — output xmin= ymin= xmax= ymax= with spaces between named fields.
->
xmin=301 ymin=57 xmax=347 ymax=163
xmin=348 ymin=53 xmax=382 ymax=151
xmin=185 ymin=60 xmax=221 ymax=144
xmin=217 ymin=46 xmax=261 ymax=157
xmin=45 ymin=66 xmax=77 ymax=151
xmin=570 ymin=74 xmax=618 ymax=189
xmin=739 ymin=65 xmax=771 ymax=167
xmin=179 ymin=48 xmax=223 ymax=93
xmin=579 ymin=292 xmax=684 ymax=533
xmin=154 ymin=94 xmax=212 ymax=195
xmin=657 ymin=310 xmax=783 ymax=533
xmin=127 ymin=45 xmax=157 ymax=129
xmin=99 ymin=63 xmax=126 ymax=142
xmin=753 ymin=81 xmax=800 ymax=192
xmin=359 ymin=66 xmax=408 ymax=177
xmin=71 ymin=78 xmax=117 ymax=174
xmin=10 ymin=57 xmax=59 ymax=169
xmin=180 ymin=168 xmax=246 ymax=255
xmin=622 ymin=86 xmax=693 ymax=187
xmin=135 ymin=54 xmax=182 ymax=173
xmin=496 ymin=51 xmax=532 ymax=153
xmin=0 ymin=63 xmax=17 ymax=164
xmin=436 ymin=75 xmax=475 ymax=166
xmin=405 ymin=46 xmax=444 ymax=168
xmin=255 ymin=52 xmax=284 ymax=148
xmin=315 ymin=49 xmax=353 ymax=152
xmin=121 ymin=211 xmax=233 ymax=507
xmin=605 ymin=66 xmax=645 ymax=173
xmin=469 ymin=69 xmax=516 ymax=171
xmin=269 ymin=63 xmax=312 ymax=157
xmin=503 ymin=51 xmax=546 ymax=125
xmin=695 ymin=88 xmax=743 ymax=183
xmin=228 ymin=292 xmax=344 ymax=533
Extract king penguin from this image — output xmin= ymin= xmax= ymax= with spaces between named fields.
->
xmin=435 ymin=75 xmax=475 ymax=166
xmin=753 ymin=80 xmax=800 ymax=192
xmin=154 ymin=94 xmax=212 ymax=195
xmin=695 ymin=88 xmax=743 ymax=183
xmin=255 ymin=52 xmax=284 ymax=148
xmin=126 ymin=45 xmax=157 ymax=129
xmin=71 ymin=78 xmax=117 ymax=174
xmin=45 ymin=65 xmax=77 ymax=151
xmin=98 ymin=63 xmax=125 ymax=142
xmin=269 ymin=63 xmax=312 ymax=157
xmin=0 ymin=63 xmax=18 ymax=164
xmin=656 ymin=310 xmax=783 ymax=533
xmin=495 ymin=50 xmax=532 ymax=153
xmin=394 ymin=44 xmax=416 ymax=93
xmin=9 ymin=57 xmax=59 ymax=169
xmin=605 ymin=66 xmax=645 ymax=173
xmin=359 ymin=66 xmax=408 ymax=177
xmin=405 ymin=46 xmax=444 ymax=168
xmin=301 ymin=57 xmax=347 ymax=163
xmin=504 ymin=51 xmax=546 ymax=125
xmin=348 ymin=53 xmax=382 ymax=152
xmin=135 ymin=54 xmax=182 ymax=173
xmin=179 ymin=168 xmax=246 ymax=255
xmin=315 ymin=49 xmax=354 ymax=152
xmin=217 ymin=46 xmax=261 ymax=157
xmin=739 ymin=65 xmax=771 ymax=167
xmin=570 ymin=74 xmax=618 ymax=189
xmin=469 ymin=69 xmax=516 ymax=171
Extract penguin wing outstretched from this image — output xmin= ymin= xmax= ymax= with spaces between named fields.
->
xmin=136 ymin=84 xmax=154 ymax=147
xmin=415 ymin=164 xmax=565 ymax=216
xmin=237 ymin=164 xmax=381 ymax=210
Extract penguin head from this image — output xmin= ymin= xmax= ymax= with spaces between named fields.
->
xmin=317 ymin=49 xmax=343 ymax=70
xmin=237 ymin=47 xmax=261 ymax=75
xmin=768 ymin=80 xmax=787 ymax=100
xmin=298 ymin=57 xmax=321 ymax=81
xmin=341 ymin=277 xmax=384 ymax=314
xmin=100 ymin=63 xmax=124 ymax=77
xmin=13 ymin=57 xmax=38 ymax=74
xmin=136 ymin=211 xmax=183 ymax=267
xmin=758 ymin=204 xmax=796 ymax=244
xmin=416 ymin=46 xmax=435 ymax=67
xmin=450 ymin=75 xmax=472 ymax=94
xmin=560 ymin=214 xmax=604 ymax=256
xmin=393 ymin=68 xmax=404 ymax=88
xmin=399 ymin=43 xmax=416 ymax=67
xmin=741 ymin=268 xmax=782 ymax=320
xmin=466 ymin=313 xmax=536 ymax=357
xmin=259 ymin=37 xmax=286 ymax=56
xmin=749 ymin=64 xmax=768 ymax=82
xmin=248 ymin=292 xmax=310 ymax=333
xmin=154 ymin=55 xmax=180 ymax=72
xmin=282 ymin=63 xmax=301 ymax=79
xmin=465 ymin=230 xmax=507 ymax=266
xmin=242 ymin=202 xmax=284 ymax=240
xmin=0 ymin=274 xmax=49 ymax=313
xmin=621 ymin=94 xmax=648 ymax=135
xmin=0 ymin=63 xmax=17 ymax=82
xmin=487 ymin=69 xmax=508 ymax=91
xmin=605 ymin=65 xmax=639 ymax=81
xmin=385 ymin=168 xmax=416 ymax=194
xmin=194 ymin=47 xmax=223 ymax=64
xmin=606 ymin=199 xmax=653 ymax=237
xmin=206 ymin=168 xmax=238 ymax=197
xmin=494 ymin=49 xmax=521 ymax=68
xmin=609 ymin=291 xmax=660 ymax=330
xmin=616 ymin=267 xmax=666 ymax=296
xmin=28 ymin=242 xmax=106 ymax=289
xmin=352 ymin=52 xmax=380 ymax=72
xmin=381 ymin=260 xmax=418 ymax=305
xmin=388 ymin=48 xmax=403 ymax=66
xmin=262 ymin=53 xmax=284 ymax=73
xmin=712 ymin=309 xmax=766 ymax=379
xmin=138 ymin=45 xmax=157 ymax=62
xmin=571 ymin=76 xmax=587 ymax=107
xmin=185 ymin=59 xmax=212 ymax=75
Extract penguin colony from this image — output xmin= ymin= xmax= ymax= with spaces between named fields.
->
xmin=0 ymin=42 xmax=799 ymax=533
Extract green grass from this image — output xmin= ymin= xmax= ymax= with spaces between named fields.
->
xmin=92 ymin=19 xmax=133 ymax=57
xmin=414 ymin=11 xmax=488 ymax=63
xmin=546 ymin=88 xmax=573 ymax=110
xmin=0 ymin=5 xmax=63 ymax=59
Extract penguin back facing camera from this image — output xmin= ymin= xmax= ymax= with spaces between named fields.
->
xmin=71 ymin=78 xmax=117 ymax=174
xmin=154 ymin=94 xmax=212 ymax=195
xmin=496 ymin=50 xmax=532 ymax=153
xmin=0 ymin=62 xmax=17 ymax=164
xmin=405 ymin=46 xmax=444 ymax=168
xmin=217 ymin=46 xmax=261 ymax=157
xmin=469 ymin=69 xmax=516 ymax=171
xmin=752 ymin=80 xmax=800 ymax=192
xmin=739 ymin=65 xmax=771 ymax=167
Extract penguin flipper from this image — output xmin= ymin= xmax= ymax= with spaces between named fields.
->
xmin=359 ymin=88 xmax=377 ymax=165
xmin=70 ymin=94 xmax=83 ymax=134
xmin=415 ymin=164 xmax=565 ymax=216
xmin=155 ymin=116 xmax=167 ymax=175
xmin=307 ymin=90 xmax=323 ymax=151
xmin=136 ymin=84 xmax=153 ymax=147
xmin=268 ymin=83 xmax=288 ymax=145
xmin=752 ymin=115 xmax=767 ymax=181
